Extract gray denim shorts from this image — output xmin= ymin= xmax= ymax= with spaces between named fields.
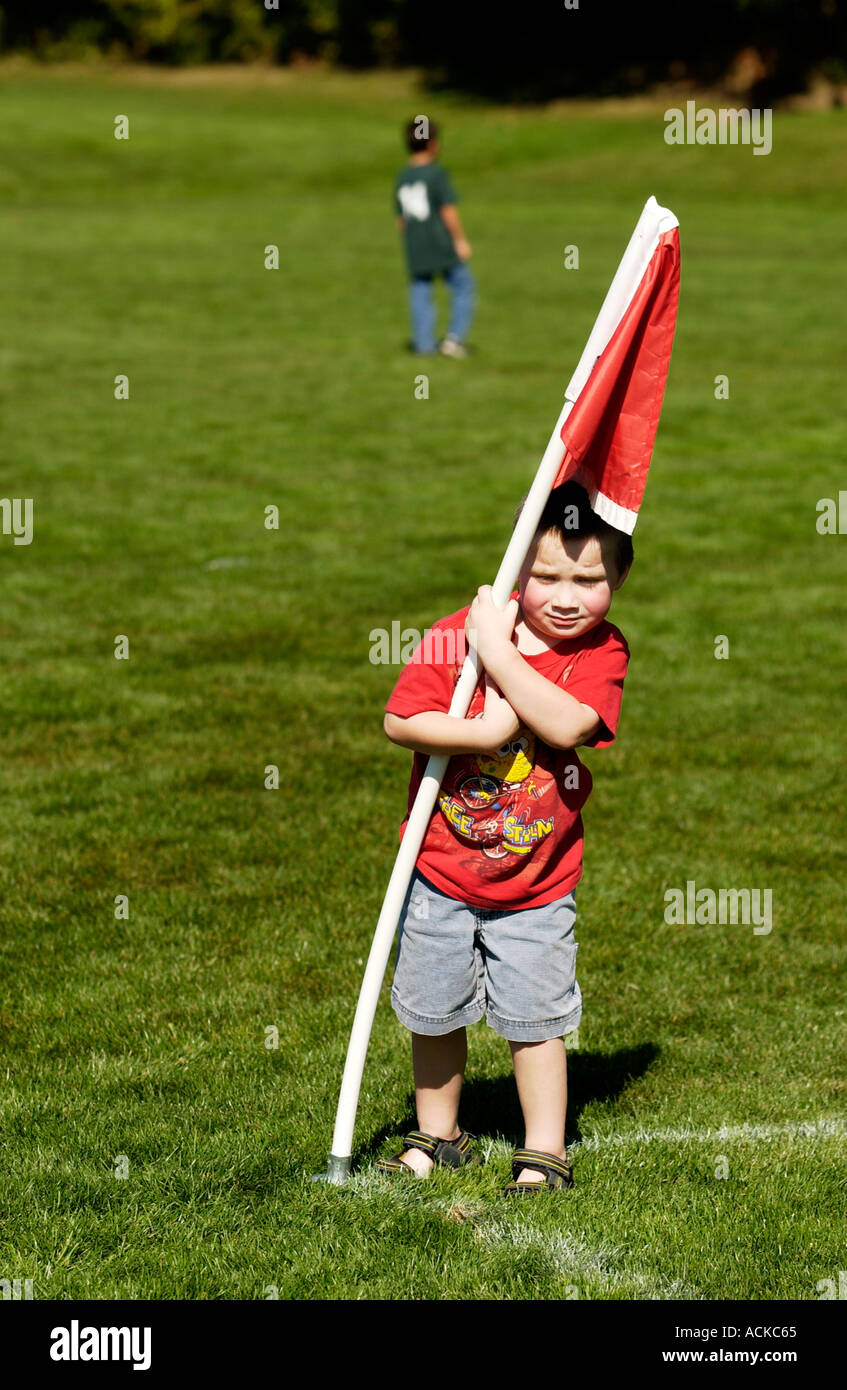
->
xmin=391 ymin=868 xmax=582 ymax=1042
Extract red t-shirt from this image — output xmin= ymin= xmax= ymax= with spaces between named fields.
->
xmin=384 ymin=596 xmax=629 ymax=910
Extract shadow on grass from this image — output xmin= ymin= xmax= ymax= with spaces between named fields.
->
xmin=360 ymin=1041 xmax=660 ymax=1160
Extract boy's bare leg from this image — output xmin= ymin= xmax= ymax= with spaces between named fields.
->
xmin=509 ymin=1037 xmax=568 ymax=1182
xmin=399 ymin=1029 xmax=467 ymax=1174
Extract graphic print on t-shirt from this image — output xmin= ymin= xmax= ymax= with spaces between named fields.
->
xmin=397 ymin=182 xmax=430 ymax=220
xmin=437 ymin=724 xmax=568 ymax=860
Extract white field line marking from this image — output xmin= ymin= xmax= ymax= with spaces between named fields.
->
xmin=570 ymin=1117 xmax=846 ymax=1152
xmin=478 ymin=1139 xmax=698 ymax=1298
xmin=204 ymin=555 xmax=249 ymax=570
xmin=354 ymin=1146 xmax=701 ymax=1300
xmin=473 ymin=1217 xmax=698 ymax=1300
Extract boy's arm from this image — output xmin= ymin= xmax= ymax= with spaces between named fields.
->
xmin=384 ymin=701 xmax=517 ymax=758
xmin=440 ymin=204 xmax=471 ymax=260
xmin=475 ymin=648 xmax=601 ymax=750
xmin=384 ymin=607 xmax=524 ymax=757
xmin=465 ymin=589 xmax=601 ymax=750
xmin=385 ymin=669 xmax=521 ymax=756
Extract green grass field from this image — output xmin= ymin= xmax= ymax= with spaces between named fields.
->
xmin=1 ymin=59 xmax=845 ymax=1301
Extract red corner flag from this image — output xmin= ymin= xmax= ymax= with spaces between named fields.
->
xmin=556 ymin=201 xmax=680 ymax=534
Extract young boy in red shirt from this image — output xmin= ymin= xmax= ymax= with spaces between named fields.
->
xmin=378 ymin=481 xmax=631 ymax=1194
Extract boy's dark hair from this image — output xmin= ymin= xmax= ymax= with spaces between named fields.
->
xmin=514 ymin=480 xmax=633 ymax=581
xmin=405 ymin=117 xmax=439 ymax=153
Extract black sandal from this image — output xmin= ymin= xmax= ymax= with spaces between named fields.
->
xmin=502 ymin=1148 xmax=574 ymax=1195
xmin=377 ymin=1129 xmax=479 ymax=1174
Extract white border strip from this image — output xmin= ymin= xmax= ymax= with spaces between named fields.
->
xmin=574 ymin=472 xmax=640 ymax=533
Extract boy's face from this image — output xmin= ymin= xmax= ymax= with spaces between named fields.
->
xmin=518 ymin=530 xmax=627 ymax=645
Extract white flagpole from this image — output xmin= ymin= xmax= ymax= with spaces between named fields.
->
xmin=319 ymin=195 xmax=677 ymax=1184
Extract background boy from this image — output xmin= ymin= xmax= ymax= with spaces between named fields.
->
xmin=394 ymin=117 xmax=475 ymax=357
xmin=379 ymin=481 xmax=632 ymax=1194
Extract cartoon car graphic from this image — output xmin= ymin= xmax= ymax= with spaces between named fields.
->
xmin=437 ymin=730 xmax=555 ymax=858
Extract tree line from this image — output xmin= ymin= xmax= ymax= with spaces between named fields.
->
xmin=4 ymin=0 xmax=845 ymax=103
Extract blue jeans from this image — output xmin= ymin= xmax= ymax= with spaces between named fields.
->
xmin=408 ymin=262 xmax=475 ymax=353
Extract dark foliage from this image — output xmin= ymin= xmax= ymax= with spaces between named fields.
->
xmin=2 ymin=0 xmax=845 ymax=101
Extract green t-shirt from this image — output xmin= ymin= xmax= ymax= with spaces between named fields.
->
xmin=394 ymin=162 xmax=461 ymax=278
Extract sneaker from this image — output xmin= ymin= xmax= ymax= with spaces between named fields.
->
xmin=439 ymin=336 xmax=468 ymax=359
